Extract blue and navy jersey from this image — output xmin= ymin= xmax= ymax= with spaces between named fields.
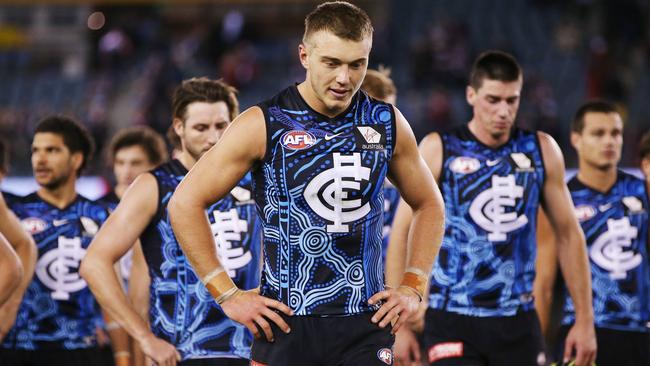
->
xmin=429 ymin=125 xmax=545 ymax=317
xmin=253 ymin=85 xmax=396 ymax=316
xmin=2 ymin=190 xmax=23 ymax=205
xmin=98 ymin=190 xmax=133 ymax=286
xmin=98 ymin=190 xmax=119 ymax=211
xmin=139 ymin=159 xmax=262 ymax=360
xmin=381 ymin=180 xmax=401 ymax=259
xmin=1 ymin=193 xmax=108 ymax=350
xmin=562 ymin=172 xmax=650 ymax=332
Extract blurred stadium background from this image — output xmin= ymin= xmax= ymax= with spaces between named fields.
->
xmin=0 ymin=0 xmax=648 ymax=196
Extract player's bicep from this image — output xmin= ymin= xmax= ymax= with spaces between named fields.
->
xmin=388 ymin=108 xmax=438 ymax=210
xmin=417 ymin=133 xmax=443 ymax=182
xmin=539 ymin=132 xmax=577 ymax=237
xmin=177 ymin=107 xmax=266 ymax=207
xmin=88 ymin=174 xmax=158 ymax=262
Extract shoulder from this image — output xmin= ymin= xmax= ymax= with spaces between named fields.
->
xmin=536 ymin=131 xmax=564 ymax=165
xmin=420 ymin=132 xmax=442 ymax=149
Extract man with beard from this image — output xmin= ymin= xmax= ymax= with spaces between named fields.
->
xmin=81 ymin=77 xmax=262 ymax=366
xmin=0 ymin=116 xmax=112 ymax=366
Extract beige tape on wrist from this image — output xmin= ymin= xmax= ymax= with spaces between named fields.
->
xmin=399 ymin=267 xmax=428 ymax=302
xmin=202 ymin=267 xmax=239 ymax=304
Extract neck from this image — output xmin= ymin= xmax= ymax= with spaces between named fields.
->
xmin=467 ymin=119 xmax=510 ymax=148
xmin=177 ymin=151 xmax=197 ymax=171
xmin=296 ymin=81 xmax=348 ymax=118
xmin=577 ymin=163 xmax=617 ymax=193
xmin=37 ymin=177 xmax=77 ymax=209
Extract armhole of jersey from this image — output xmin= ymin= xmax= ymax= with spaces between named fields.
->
xmin=257 ymin=104 xmax=272 ymax=164
xmin=535 ymin=132 xmax=547 ymax=203
xmin=438 ymin=133 xmax=447 ymax=186
xmin=389 ymin=104 xmax=397 ymax=161
xmin=148 ymin=172 xmax=162 ymax=227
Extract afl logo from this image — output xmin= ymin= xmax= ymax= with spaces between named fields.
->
xmin=281 ymin=130 xmax=316 ymax=150
xmin=450 ymin=157 xmax=480 ymax=174
xmin=574 ymin=205 xmax=596 ymax=222
xmin=22 ymin=217 xmax=47 ymax=234
xmin=377 ymin=348 xmax=392 ymax=365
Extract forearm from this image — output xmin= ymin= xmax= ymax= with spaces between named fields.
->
xmin=5 ymin=237 xmax=36 ymax=308
xmin=398 ymin=200 xmax=444 ymax=300
xmin=406 ymin=201 xmax=444 ymax=273
xmin=557 ymin=231 xmax=593 ymax=324
xmin=81 ymin=256 xmax=152 ymax=340
xmin=534 ymin=283 xmax=554 ymax=336
xmin=169 ymin=197 xmax=222 ymax=279
xmin=104 ymin=311 xmax=132 ymax=366
xmin=0 ymin=257 xmax=20 ymax=306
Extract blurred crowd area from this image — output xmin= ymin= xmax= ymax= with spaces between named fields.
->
xmin=0 ymin=0 xmax=649 ymax=177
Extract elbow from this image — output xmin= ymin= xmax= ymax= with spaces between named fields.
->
xmin=79 ymin=253 xmax=99 ymax=284
xmin=167 ymin=191 xmax=187 ymax=229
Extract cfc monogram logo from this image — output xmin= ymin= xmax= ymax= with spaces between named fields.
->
xmin=590 ymin=217 xmax=641 ymax=279
xmin=304 ymin=153 xmax=371 ymax=233
xmin=469 ymin=175 xmax=528 ymax=242
xmin=36 ymin=236 xmax=87 ymax=300
xmin=211 ymin=208 xmax=251 ymax=276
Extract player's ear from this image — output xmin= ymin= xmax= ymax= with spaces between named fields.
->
xmin=570 ymin=131 xmax=581 ymax=152
xmin=71 ymin=151 xmax=83 ymax=174
xmin=173 ymin=118 xmax=184 ymax=137
xmin=466 ymin=85 xmax=476 ymax=106
xmin=298 ymin=43 xmax=309 ymax=69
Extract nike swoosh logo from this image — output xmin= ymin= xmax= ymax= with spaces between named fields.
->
xmin=53 ymin=219 xmax=68 ymax=226
xmin=324 ymin=132 xmax=344 ymax=141
xmin=599 ymin=203 xmax=612 ymax=212
xmin=486 ymin=159 xmax=501 ymax=167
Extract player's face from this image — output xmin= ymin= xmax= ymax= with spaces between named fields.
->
xmin=31 ymin=133 xmax=81 ymax=189
xmin=113 ymin=145 xmax=152 ymax=187
xmin=300 ymin=31 xmax=371 ymax=116
xmin=572 ymin=112 xmax=623 ymax=170
xmin=175 ymin=101 xmax=231 ymax=162
xmin=467 ymin=78 xmax=522 ymax=138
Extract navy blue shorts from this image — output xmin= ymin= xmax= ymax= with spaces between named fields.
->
xmin=554 ymin=325 xmax=650 ymax=366
xmin=0 ymin=347 xmax=114 ymax=366
xmin=251 ymin=312 xmax=395 ymax=366
xmin=423 ymin=309 xmax=544 ymax=366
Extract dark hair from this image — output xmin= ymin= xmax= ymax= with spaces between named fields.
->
xmin=34 ymin=115 xmax=95 ymax=175
xmin=107 ymin=126 xmax=168 ymax=167
xmin=571 ymin=100 xmax=619 ymax=133
xmin=303 ymin=1 xmax=373 ymax=44
xmin=470 ymin=50 xmax=522 ymax=89
xmin=638 ymin=131 xmax=650 ymax=160
xmin=172 ymin=77 xmax=239 ymax=123
xmin=361 ymin=68 xmax=396 ymax=102
xmin=0 ymin=138 xmax=8 ymax=175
